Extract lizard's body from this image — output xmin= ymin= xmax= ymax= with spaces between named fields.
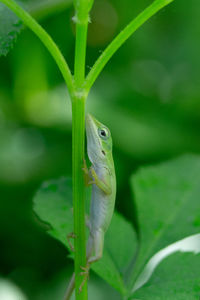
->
xmin=65 ymin=114 xmax=116 ymax=299
xmin=86 ymin=113 xmax=116 ymax=263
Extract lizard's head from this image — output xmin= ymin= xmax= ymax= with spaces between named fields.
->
xmin=86 ymin=114 xmax=113 ymax=164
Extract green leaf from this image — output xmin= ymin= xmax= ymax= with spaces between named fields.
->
xmin=33 ymin=177 xmax=73 ymax=248
xmin=93 ymin=212 xmax=137 ymax=295
xmin=0 ymin=2 xmax=22 ymax=56
xmin=132 ymin=253 xmax=200 ymax=300
xmin=0 ymin=0 xmax=73 ymax=56
xmin=33 ymin=177 xmax=138 ymax=295
xmin=130 ymin=154 xmax=200 ymax=286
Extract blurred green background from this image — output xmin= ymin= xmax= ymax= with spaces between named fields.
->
xmin=0 ymin=0 xmax=200 ymax=298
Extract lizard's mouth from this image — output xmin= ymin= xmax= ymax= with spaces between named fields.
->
xmin=86 ymin=114 xmax=101 ymax=161
xmin=86 ymin=113 xmax=93 ymax=126
xmin=86 ymin=114 xmax=100 ymax=145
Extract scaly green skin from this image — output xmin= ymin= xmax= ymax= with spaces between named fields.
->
xmin=64 ymin=114 xmax=116 ymax=299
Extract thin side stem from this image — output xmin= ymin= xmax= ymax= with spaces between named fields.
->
xmin=84 ymin=0 xmax=174 ymax=92
xmin=0 ymin=0 xmax=75 ymax=95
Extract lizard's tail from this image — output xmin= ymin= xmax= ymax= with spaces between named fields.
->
xmin=64 ymin=272 xmax=75 ymax=300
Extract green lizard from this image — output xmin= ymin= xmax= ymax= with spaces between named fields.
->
xmin=65 ymin=113 xmax=116 ymax=299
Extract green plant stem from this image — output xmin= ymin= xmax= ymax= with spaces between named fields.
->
xmin=74 ymin=22 xmax=88 ymax=88
xmin=72 ymin=94 xmax=87 ymax=300
xmin=0 ymin=0 xmax=75 ymax=95
xmin=72 ymin=10 xmax=89 ymax=300
xmin=84 ymin=0 xmax=174 ymax=92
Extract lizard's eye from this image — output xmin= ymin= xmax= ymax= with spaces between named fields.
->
xmin=98 ymin=127 xmax=109 ymax=140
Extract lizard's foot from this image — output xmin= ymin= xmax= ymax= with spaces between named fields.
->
xmin=82 ymin=159 xmax=88 ymax=174
xmin=82 ymin=159 xmax=92 ymax=186
xmin=79 ymin=264 xmax=90 ymax=293
xmin=67 ymin=232 xmax=76 ymax=252
xmin=88 ymin=167 xmax=98 ymax=185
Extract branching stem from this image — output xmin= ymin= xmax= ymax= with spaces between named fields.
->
xmin=0 ymin=1 xmax=174 ymax=299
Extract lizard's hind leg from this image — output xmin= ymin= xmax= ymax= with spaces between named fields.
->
xmin=86 ymin=234 xmax=93 ymax=260
xmin=87 ymin=229 xmax=104 ymax=264
xmin=79 ymin=230 xmax=104 ymax=293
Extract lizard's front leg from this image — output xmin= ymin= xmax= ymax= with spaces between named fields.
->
xmin=90 ymin=167 xmax=112 ymax=195
xmin=83 ymin=160 xmax=112 ymax=195
xmin=82 ymin=158 xmax=92 ymax=186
